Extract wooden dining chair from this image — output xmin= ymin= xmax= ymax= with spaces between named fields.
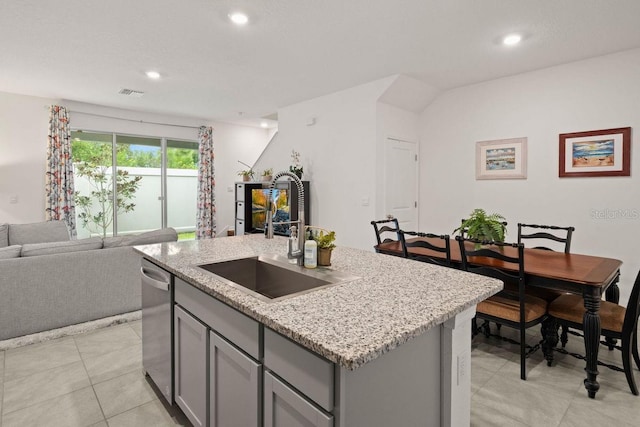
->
xmin=517 ymin=223 xmax=575 ymax=253
xmin=547 ymin=269 xmax=640 ymax=395
xmin=398 ymin=230 xmax=451 ymax=267
xmin=371 ymin=218 xmax=401 ymax=249
xmin=456 ymin=236 xmax=549 ymax=380
xmin=517 ymin=223 xmax=576 ymax=344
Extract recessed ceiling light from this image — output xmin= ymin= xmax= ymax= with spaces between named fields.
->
xmin=229 ymin=12 xmax=249 ymax=25
xmin=260 ymin=121 xmax=269 ymax=128
xmin=502 ymin=34 xmax=522 ymax=46
xmin=145 ymin=71 xmax=161 ymax=79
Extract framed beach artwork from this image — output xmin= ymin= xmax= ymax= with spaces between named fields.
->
xmin=559 ymin=127 xmax=631 ymax=177
xmin=476 ymin=137 xmax=527 ymax=180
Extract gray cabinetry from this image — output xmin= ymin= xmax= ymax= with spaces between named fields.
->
xmin=210 ymin=331 xmax=261 ymax=427
xmin=264 ymin=328 xmax=333 ymax=412
xmin=175 ymin=277 xmax=262 ymax=427
xmin=174 ymin=305 xmax=207 ymax=427
xmin=264 ymin=371 xmax=333 ymax=427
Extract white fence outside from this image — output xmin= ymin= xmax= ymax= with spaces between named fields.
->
xmin=74 ymin=166 xmax=198 ymax=239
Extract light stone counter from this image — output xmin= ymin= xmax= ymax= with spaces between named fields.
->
xmin=135 ymin=234 xmax=502 ymax=370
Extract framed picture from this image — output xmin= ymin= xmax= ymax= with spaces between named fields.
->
xmin=559 ymin=127 xmax=631 ymax=177
xmin=476 ymin=137 xmax=527 ymax=180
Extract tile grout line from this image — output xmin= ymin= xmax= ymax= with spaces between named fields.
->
xmin=73 ymin=335 xmax=108 ymax=425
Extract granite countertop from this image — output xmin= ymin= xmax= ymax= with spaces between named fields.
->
xmin=135 ymin=235 xmax=502 ymax=370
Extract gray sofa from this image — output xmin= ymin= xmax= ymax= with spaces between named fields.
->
xmin=0 ymin=221 xmax=178 ymax=341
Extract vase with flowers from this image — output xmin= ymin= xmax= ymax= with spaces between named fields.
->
xmin=289 ymin=149 xmax=303 ymax=179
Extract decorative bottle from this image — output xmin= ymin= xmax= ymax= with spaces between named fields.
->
xmin=304 ymin=230 xmax=317 ymax=269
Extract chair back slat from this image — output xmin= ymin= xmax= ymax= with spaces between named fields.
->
xmin=399 ymin=230 xmax=451 ymax=267
xmin=456 ymin=236 xmax=525 ymax=291
xmin=517 ymin=223 xmax=575 ymax=253
xmin=371 ymin=218 xmax=400 ymax=246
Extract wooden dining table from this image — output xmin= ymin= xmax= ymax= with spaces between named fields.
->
xmin=376 ymin=237 xmax=622 ymax=399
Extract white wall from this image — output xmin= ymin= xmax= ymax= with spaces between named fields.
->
xmin=419 ymin=48 xmax=640 ymax=303
xmin=254 ymin=77 xmax=396 ymax=249
xmin=0 ymin=94 xmax=270 ymax=234
xmin=0 ymin=92 xmax=58 ymax=223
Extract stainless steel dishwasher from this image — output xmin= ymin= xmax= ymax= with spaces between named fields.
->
xmin=141 ymin=258 xmax=172 ymax=404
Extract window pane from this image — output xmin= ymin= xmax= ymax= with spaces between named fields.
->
xmin=116 ymin=135 xmax=162 ymax=235
xmin=167 ymin=139 xmax=198 ymax=240
xmin=71 ymin=131 xmax=115 ymax=238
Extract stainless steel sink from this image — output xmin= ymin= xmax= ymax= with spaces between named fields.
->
xmin=197 ymin=254 xmax=359 ymax=302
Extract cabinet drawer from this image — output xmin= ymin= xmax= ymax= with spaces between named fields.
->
xmin=236 ymin=201 xmax=245 ymax=220
xmin=235 ymin=219 xmax=245 ymax=236
xmin=236 ymin=183 xmax=245 ymax=202
xmin=264 ymin=328 xmax=334 ymax=412
xmin=175 ymin=278 xmax=260 ymax=360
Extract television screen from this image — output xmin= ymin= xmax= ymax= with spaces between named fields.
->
xmin=251 ymin=188 xmax=290 ymax=234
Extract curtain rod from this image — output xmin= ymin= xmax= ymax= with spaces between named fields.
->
xmin=44 ymin=106 xmax=209 ymax=130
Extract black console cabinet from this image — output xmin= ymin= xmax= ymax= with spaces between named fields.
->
xmin=234 ymin=181 xmax=310 ymax=236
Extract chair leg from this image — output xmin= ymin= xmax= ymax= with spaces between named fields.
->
xmin=622 ymin=336 xmax=639 ymax=395
xmin=482 ymin=321 xmax=491 ymax=338
xmin=520 ymin=327 xmax=527 ymax=380
xmin=560 ymin=325 xmax=568 ymax=348
xmin=541 ymin=318 xmax=558 ymax=367
xmin=633 ymin=327 xmax=640 ymax=371
xmin=496 ymin=323 xmax=502 ymax=332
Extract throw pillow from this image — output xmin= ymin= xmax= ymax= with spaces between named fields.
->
xmin=8 ymin=221 xmax=70 ymax=245
xmin=0 ymin=245 xmax=22 ymax=259
xmin=21 ymin=237 xmax=103 ymax=257
xmin=0 ymin=223 xmax=8 ymax=248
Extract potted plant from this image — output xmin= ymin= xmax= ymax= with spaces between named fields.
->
xmin=262 ymin=168 xmax=273 ymax=182
xmin=289 ymin=149 xmax=303 ymax=179
xmin=238 ymin=169 xmax=254 ymax=182
xmin=315 ymin=230 xmax=336 ymax=266
xmin=454 ymin=208 xmax=507 ymax=243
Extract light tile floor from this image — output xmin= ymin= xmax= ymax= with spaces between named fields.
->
xmin=0 ymin=321 xmax=638 ymax=426
xmin=470 ymin=326 xmax=640 ymax=427
xmin=0 ymin=321 xmax=189 ymax=427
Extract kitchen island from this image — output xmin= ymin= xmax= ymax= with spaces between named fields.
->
xmin=136 ymin=235 xmax=502 ymax=427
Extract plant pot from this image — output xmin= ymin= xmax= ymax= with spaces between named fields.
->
xmin=262 ymin=175 xmax=272 ymax=182
xmin=242 ymin=175 xmax=251 ymax=182
xmin=317 ymin=248 xmax=332 ymax=266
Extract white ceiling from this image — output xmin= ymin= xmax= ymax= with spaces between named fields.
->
xmin=1 ymin=0 xmax=640 ymax=125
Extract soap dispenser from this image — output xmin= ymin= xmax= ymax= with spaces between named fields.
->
xmin=304 ymin=229 xmax=317 ymax=269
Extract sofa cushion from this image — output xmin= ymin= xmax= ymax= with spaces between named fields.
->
xmin=103 ymin=228 xmax=178 ymax=248
xmin=0 ymin=245 xmax=22 ymax=259
xmin=21 ymin=237 xmax=103 ymax=257
xmin=0 ymin=223 xmax=8 ymax=247
xmin=9 ymin=221 xmax=70 ymax=245
xmin=102 ymin=236 xmax=126 ymax=248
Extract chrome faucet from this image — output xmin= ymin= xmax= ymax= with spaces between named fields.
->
xmin=265 ymin=171 xmax=305 ymax=265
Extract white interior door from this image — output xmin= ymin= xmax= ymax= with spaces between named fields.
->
xmin=384 ymin=138 xmax=418 ymax=231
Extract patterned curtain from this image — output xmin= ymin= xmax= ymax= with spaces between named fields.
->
xmin=196 ymin=126 xmax=216 ymax=239
xmin=45 ymin=105 xmax=77 ymax=238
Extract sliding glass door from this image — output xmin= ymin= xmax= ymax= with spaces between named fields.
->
xmin=71 ymin=130 xmax=198 ymax=239
xmin=115 ymin=134 xmax=163 ymax=235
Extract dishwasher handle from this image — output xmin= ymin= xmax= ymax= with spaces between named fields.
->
xmin=141 ymin=267 xmax=170 ymax=292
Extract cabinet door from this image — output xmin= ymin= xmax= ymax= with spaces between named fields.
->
xmin=210 ymin=331 xmax=261 ymax=427
xmin=264 ymin=371 xmax=333 ymax=427
xmin=174 ymin=305 xmax=207 ymax=427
